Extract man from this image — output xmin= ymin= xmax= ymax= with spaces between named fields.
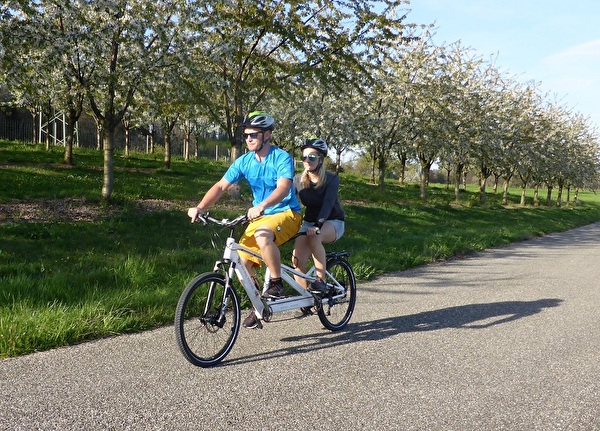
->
xmin=187 ymin=111 xmax=302 ymax=328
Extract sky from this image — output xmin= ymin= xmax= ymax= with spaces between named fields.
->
xmin=404 ymin=0 xmax=600 ymax=130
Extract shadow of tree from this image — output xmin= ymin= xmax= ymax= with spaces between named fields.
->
xmin=224 ymin=298 xmax=562 ymax=367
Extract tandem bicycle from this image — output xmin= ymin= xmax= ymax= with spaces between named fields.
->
xmin=174 ymin=213 xmax=357 ymax=367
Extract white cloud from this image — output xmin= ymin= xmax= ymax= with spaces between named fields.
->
xmin=530 ymin=40 xmax=600 ymax=126
xmin=543 ymin=39 xmax=600 ymax=64
xmin=406 ymin=1 xmax=600 ymax=128
xmin=537 ymin=40 xmax=600 ymax=92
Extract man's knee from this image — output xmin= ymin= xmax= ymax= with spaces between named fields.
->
xmin=254 ymin=227 xmax=274 ymax=246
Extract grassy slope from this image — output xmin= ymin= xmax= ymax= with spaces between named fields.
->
xmin=2 ymin=140 xmax=600 ymax=358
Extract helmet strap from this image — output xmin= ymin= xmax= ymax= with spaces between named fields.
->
xmin=309 ymin=161 xmax=323 ymax=174
xmin=256 ymin=131 xmax=269 ymax=153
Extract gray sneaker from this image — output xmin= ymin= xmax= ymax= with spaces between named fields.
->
xmin=242 ymin=311 xmax=261 ymax=329
xmin=263 ymin=279 xmax=285 ymax=299
xmin=309 ymin=278 xmax=329 ymax=295
xmin=296 ymin=306 xmax=314 ymax=318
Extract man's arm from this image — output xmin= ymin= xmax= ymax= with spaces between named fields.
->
xmin=187 ymin=178 xmax=232 ymax=222
xmin=248 ymin=177 xmax=292 ymax=219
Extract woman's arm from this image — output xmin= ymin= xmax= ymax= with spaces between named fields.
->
xmin=315 ymin=173 xmax=340 ymax=227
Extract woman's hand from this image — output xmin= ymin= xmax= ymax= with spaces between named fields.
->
xmin=307 ymin=226 xmax=321 ymax=237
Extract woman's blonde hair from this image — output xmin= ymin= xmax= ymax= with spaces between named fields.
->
xmin=300 ymin=158 xmax=327 ymax=189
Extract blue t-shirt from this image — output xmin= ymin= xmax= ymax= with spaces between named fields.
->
xmin=223 ymin=146 xmax=301 ymax=215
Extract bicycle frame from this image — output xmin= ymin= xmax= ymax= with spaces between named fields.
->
xmin=175 ymin=213 xmax=356 ymax=366
xmin=218 ymin=232 xmax=346 ymax=321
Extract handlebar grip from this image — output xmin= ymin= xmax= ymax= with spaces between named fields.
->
xmin=197 ymin=214 xmax=208 ymax=225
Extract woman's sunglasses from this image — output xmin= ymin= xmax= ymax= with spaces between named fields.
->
xmin=243 ymin=132 xmax=261 ymax=140
xmin=301 ymin=154 xmax=319 ymax=162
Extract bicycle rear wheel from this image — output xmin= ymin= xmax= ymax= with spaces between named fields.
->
xmin=174 ymin=272 xmax=240 ymax=367
xmin=318 ymin=258 xmax=356 ymax=331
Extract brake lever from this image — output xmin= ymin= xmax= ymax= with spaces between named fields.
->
xmin=197 ymin=212 xmax=209 ymax=225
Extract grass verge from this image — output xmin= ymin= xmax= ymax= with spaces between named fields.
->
xmin=2 ymin=140 xmax=600 ymax=358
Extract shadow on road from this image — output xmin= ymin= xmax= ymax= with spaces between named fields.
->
xmin=225 ymin=298 xmax=562 ymax=367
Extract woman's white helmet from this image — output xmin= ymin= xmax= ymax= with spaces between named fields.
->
xmin=301 ymin=138 xmax=328 ymax=157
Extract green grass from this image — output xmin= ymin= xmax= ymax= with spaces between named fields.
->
xmin=2 ymin=140 xmax=600 ymax=358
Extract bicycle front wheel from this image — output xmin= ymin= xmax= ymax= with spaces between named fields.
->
xmin=174 ymin=272 xmax=241 ymax=367
xmin=318 ymin=258 xmax=356 ymax=331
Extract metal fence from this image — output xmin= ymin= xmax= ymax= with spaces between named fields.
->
xmin=0 ymin=118 xmax=33 ymax=142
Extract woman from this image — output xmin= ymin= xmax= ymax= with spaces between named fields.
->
xmin=292 ymin=138 xmax=345 ymax=309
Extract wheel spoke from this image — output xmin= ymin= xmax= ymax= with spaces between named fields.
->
xmin=174 ymin=273 xmax=240 ymax=367
xmin=317 ymin=258 xmax=356 ymax=331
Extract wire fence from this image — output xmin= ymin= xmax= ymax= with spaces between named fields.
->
xmin=0 ymin=118 xmax=33 ymax=142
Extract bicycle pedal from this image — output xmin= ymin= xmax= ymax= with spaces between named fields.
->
xmin=262 ymin=295 xmax=287 ymax=301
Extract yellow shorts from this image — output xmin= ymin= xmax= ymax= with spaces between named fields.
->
xmin=238 ymin=209 xmax=302 ymax=267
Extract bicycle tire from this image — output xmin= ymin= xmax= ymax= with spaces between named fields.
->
xmin=317 ymin=258 xmax=356 ymax=331
xmin=174 ymin=272 xmax=240 ymax=367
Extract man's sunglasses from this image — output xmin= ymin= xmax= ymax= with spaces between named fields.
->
xmin=243 ymin=132 xmax=261 ymax=140
xmin=301 ymin=154 xmax=319 ymax=162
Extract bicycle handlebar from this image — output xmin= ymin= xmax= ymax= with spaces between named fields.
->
xmin=195 ymin=212 xmax=318 ymax=237
xmin=196 ymin=212 xmax=248 ymax=228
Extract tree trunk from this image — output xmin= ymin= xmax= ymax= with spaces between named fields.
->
xmin=31 ymin=108 xmax=39 ymax=145
xmin=377 ymin=154 xmax=386 ymax=191
xmin=398 ymin=156 xmax=406 ymax=185
xmin=479 ymin=163 xmax=490 ymax=203
xmin=492 ymin=173 xmax=500 ymax=193
xmin=518 ymin=172 xmax=530 ymax=206
xmin=96 ymin=120 xmax=103 ymax=151
xmin=183 ymin=134 xmax=189 ymax=162
xmin=231 ymin=144 xmax=241 ymax=161
xmin=479 ymin=175 xmax=487 ymax=203
xmin=182 ymin=121 xmax=192 ymax=162
xmin=454 ymin=169 xmax=461 ymax=202
xmin=124 ymin=126 xmax=130 ymax=158
xmin=420 ymin=163 xmax=431 ymax=202
xmin=164 ymin=131 xmax=171 ymax=170
xmin=43 ymin=103 xmax=51 ymax=150
xmin=162 ymin=117 xmax=178 ymax=170
xmin=102 ymin=131 xmax=115 ymax=200
xmin=370 ymin=152 xmax=376 ymax=184
xmin=418 ymin=150 xmax=433 ymax=202
xmin=64 ymin=121 xmax=75 ymax=165
xmin=445 ymin=169 xmax=451 ymax=191
xmin=556 ymin=185 xmax=563 ymax=207
xmin=194 ymin=134 xmax=200 ymax=158
xmin=502 ymin=174 xmax=513 ymax=205
xmin=454 ymin=163 xmax=464 ymax=202
xmin=546 ymin=185 xmax=553 ymax=207
xmin=63 ymin=95 xmax=83 ymax=165
xmin=229 ymin=93 xmax=244 ymax=162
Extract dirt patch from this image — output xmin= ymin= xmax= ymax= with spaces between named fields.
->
xmin=0 ymin=198 xmax=184 ymax=224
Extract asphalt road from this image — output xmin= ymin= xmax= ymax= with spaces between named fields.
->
xmin=2 ymin=223 xmax=600 ymax=431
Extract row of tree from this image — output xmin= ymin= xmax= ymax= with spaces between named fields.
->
xmin=1 ymin=0 xmax=598 ymax=204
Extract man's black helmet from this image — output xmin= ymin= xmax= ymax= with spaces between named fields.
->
xmin=241 ymin=111 xmax=275 ymax=131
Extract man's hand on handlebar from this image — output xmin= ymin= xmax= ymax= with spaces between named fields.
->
xmin=246 ymin=205 xmax=264 ymax=221
xmin=188 ymin=207 xmax=204 ymax=223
